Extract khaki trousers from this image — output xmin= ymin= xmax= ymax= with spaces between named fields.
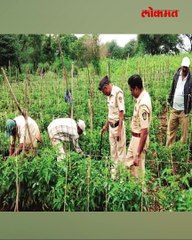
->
xmin=166 ymin=109 xmax=188 ymax=147
xmin=125 ymin=136 xmax=146 ymax=179
xmin=109 ymin=122 xmax=126 ymax=179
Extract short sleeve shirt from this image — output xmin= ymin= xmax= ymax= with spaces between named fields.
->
xmin=107 ymin=85 xmax=125 ymax=123
xmin=131 ymin=90 xmax=152 ymax=133
xmin=10 ymin=115 xmax=40 ymax=145
xmin=47 ymin=118 xmax=82 ymax=153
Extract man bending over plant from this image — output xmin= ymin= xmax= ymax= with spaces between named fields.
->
xmin=47 ymin=118 xmax=86 ymax=161
xmin=5 ymin=115 xmax=42 ymax=156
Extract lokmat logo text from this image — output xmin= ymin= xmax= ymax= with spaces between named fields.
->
xmin=141 ymin=6 xmax=179 ymax=18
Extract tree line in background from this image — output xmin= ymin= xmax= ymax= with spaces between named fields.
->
xmin=0 ymin=34 xmax=192 ymax=75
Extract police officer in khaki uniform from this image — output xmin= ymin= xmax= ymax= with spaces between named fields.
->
xmin=98 ymin=76 xmax=126 ymax=179
xmin=126 ymin=74 xmax=152 ymax=179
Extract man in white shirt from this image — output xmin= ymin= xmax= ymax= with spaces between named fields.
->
xmin=5 ymin=115 xmax=42 ymax=156
xmin=48 ymin=118 xmax=86 ymax=161
xmin=167 ymin=57 xmax=192 ymax=147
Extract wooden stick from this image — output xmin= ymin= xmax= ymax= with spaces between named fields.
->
xmin=87 ymin=66 xmax=93 ymax=134
xmin=14 ymin=156 xmax=20 ymax=212
xmin=1 ymin=67 xmax=34 ymax=149
xmin=63 ymin=157 xmax=68 ymax=212
xmin=88 ymin=99 xmax=93 ymax=134
xmin=56 ymin=35 xmax=69 ymax=90
xmin=9 ymin=60 xmax=11 ymax=79
xmin=107 ymin=61 xmax=110 ymax=79
xmin=70 ymin=63 xmax=74 ymax=119
xmin=2 ymin=67 xmax=37 ymax=211
xmin=1 ymin=67 xmax=24 ymax=115
xmin=87 ymin=156 xmax=91 ymax=212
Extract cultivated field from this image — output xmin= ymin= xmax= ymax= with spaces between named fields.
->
xmin=0 ymin=54 xmax=192 ymax=211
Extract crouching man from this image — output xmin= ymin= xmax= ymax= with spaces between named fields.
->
xmin=5 ymin=115 xmax=42 ymax=156
xmin=48 ymin=118 xmax=86 ymax=161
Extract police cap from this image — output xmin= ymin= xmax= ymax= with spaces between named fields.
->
xmin=98 ymin=76 xmax=110 ymax=91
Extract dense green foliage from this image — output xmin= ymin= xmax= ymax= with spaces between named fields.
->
xmin=0 ymin=34 xmax=190 ymax=76
xmin=0 ymin=35 xmax=20 ymax=70
xmin=0 ymin=54 xmax=192 ymax=211
xmin=0 ymin=34 xmax=101 ymax=75
xmin=137 ymin=34 xmax=182 ymax=55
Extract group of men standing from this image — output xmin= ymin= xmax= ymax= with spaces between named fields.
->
xmin=98 ymin=56 xmax=192 ymax=180
xmin=99 ymin=74 xmax=152 ymax=180
xmin=4 ymin=56 xmax=192 ymax=181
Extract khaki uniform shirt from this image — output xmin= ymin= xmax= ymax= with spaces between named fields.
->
xmin=107 ymin=85 xmax=125 ymax=124
xmin=131 ymin=90 xmax=152 ymax=133
xmin=11 ymin=115 xmax=41 ymax=146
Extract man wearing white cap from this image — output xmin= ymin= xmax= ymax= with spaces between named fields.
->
xmin=166 ymin=56 xmax=192 ymax=147
xmin=48 ymin=118 xmax=86 ymax=161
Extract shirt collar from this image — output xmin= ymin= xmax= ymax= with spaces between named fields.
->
xmin=135 ymin=89 xmax=146 ymax=104
xmin=110 ymin=85 xmax=115 ymax=97
xmin=180 ymin=69 xmax=189 ymax=80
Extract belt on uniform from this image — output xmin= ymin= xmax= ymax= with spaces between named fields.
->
xmin=132 ymin=132 xmax=141 ymax=137
xmin=109 ymin=121 xmax=119 ymax=128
